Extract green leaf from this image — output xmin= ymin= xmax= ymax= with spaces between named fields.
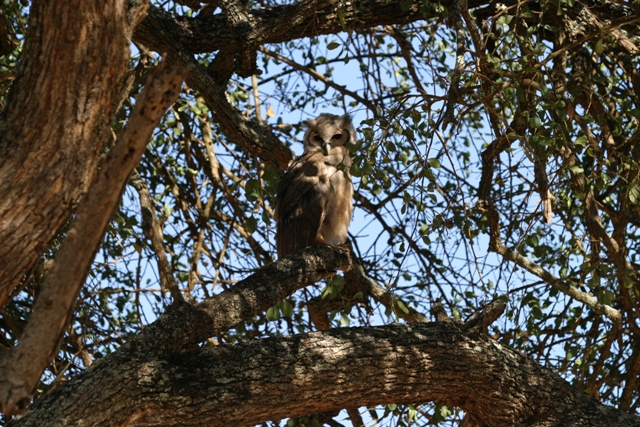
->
xmin=496 ymin=15 xmax=513 ymax=26
xmin=280 ymin=300 xmax=294 ymax=317
xmin=630 ymin=186 xmax=640 ymax=205
xmin=428 ymin=157 xmax=441 ymax=168
xmin=407 ymin=407 xmax=417 ymax=421
xmin=595 ymin=38 xmax=604 ymax=54
xmin=321 ymin=286 xmax=333 ymax=299
xmin=244 ymin=216 xmax=257 ymax=234
xmin=340 ymin=313 xmax=350 ymax=326
xmin=245 ymin=178 xmax=261 ymax=202
xmin=600 ymin=290 xmax=614 ymax=305
xmin=396 ymin=300 xmax=410 ymax=314
xmin=530 ymin=114 xmax=542 ymax=129
xmin=568 ymin=165 xmax=584 ymax=174
xmin=330 ymin=275 xmax=345 ymax=291
xmin=327 ymin=41 xmax=341 ymax=50
xmin=399 ymin=150 xmax=409 ymax=166
xmin=431 ymin=404 xmax=452 ymax=423
xmin=574 ymin=136 xmax=588 ymax=147
xmin=266 ymin=306 xmax=280 ymax=321
xmin=361 ymin=127 xmax=374 ymax=140
xmin=350 ymin=161 xmax=362 ymax=177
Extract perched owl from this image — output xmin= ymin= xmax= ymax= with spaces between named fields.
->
xmin=274 ymin=114 xmax=355 ymax=258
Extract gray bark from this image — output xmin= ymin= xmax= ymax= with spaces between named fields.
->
xmin=5 ymin=245 xmax=638 ymax=427
xmin=2 ymin=0 xmax=640 ymax=425
xmin=10 ymin=322 xmax=639 ymax=427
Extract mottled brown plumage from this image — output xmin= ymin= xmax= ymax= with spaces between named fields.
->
xmin=274 ymin=114 xmax=355 ymax=257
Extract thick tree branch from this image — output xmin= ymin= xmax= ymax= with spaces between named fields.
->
xmin=144 ymin=0 xmax=639 ymax=58
xmin=0 ymin=59 xmax=187 ymax=416
xmin=1 ymin=244 xmax=356 ymax=422
xmin=155 ymin=0 xmax=448 ymax=54
xmin=219 ymin=0 xmax=259 ymax=77
xmin=0 ymin=1 xmax=133 ymax=307
xmin=11 ymin=323 xmax=640 ymax=427
xmin=134 ymin=244 xmax=356 ymax=355
xmin=216 ymin=0 xmax=337 ymax=77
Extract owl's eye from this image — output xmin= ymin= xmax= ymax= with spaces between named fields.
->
xmin=313 ymin=135 xmax=323 ymax=143
xmin=331 ymin=133 xmax=342 ymax=140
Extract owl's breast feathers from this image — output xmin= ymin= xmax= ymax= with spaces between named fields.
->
xmin=274 ymin=147 xmax=353 ymax=257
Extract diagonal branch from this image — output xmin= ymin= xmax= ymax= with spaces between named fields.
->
xmin=133 ymin=244 xmax=356 ymax=355
xmin=491 ymin=226 xmax=621 ymax=325
xmin=133 ymin=12 xmax=294 ymax=171
xmin=477 ymin=135 xmax=622 ymax=326
xmin=0 ymin=59 xmax=187 ymax=417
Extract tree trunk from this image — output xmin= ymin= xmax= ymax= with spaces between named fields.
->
xmin=0 ymin=1 xmax=132 ymax=306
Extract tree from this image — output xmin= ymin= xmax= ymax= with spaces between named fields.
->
xmin=0 ymin=0 xmax=639 ymax=425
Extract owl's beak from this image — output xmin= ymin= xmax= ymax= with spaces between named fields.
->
xmin=322 ymin=141 xmax=331 ymax=156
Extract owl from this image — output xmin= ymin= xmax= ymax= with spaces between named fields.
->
xmin=274 ymin=114 xmax=355 ymax=258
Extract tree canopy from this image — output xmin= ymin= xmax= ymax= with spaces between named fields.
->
xmin=0 ymin=0 xmax=640 ymax=426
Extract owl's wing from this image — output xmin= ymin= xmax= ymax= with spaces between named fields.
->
xmin=275 ymin=152 xmax=329 ymax=257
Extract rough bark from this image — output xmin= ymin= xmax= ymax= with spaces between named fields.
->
xmin=140 ymin=0 xmax=455 ymax=54
xmin=0 ymin=59 xmax=187 ymax=417
xmin=1 ymin=0 xmax=640 ymax=425
xmin=5 ymin=244 xmax=640 ymax=426
xmin=139 ymin=0 xmax=640 ymax=56
xmin=0 ymin=1 xmax=133 ymax=306
xmin=10 ymin=323 xmax=640 ymax=427
xmin=134 ymin=244 xmax=356 ymax=356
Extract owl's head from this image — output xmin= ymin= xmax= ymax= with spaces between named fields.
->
xmin=302 ymin=114 xmax=355 ymax=156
